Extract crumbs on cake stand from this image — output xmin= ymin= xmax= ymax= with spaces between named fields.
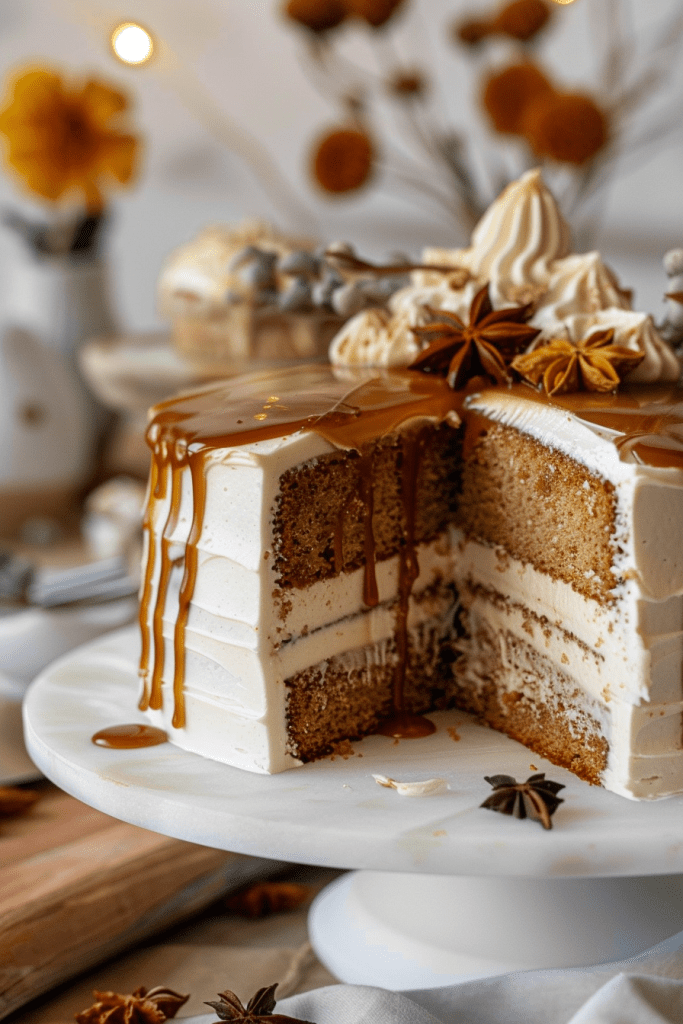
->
xmin=326 ymin=739 xmax=362 ymax=761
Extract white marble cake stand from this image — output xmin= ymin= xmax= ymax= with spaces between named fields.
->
xmin=24 ymin=626 xmax=683 ymax=990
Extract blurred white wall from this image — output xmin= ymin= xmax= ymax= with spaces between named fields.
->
xmin=0 ymin=0 xmax=679 ymax=331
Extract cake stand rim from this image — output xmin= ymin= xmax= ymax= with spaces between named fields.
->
xmin=22 ymin=625 xmax=683 ymax=879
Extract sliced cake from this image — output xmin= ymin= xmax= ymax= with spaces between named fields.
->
xmin=133 ymin=170 xmax=683 ymax=798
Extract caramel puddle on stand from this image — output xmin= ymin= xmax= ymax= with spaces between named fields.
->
xmin=92 ymin=724 xmax=168 ymax=749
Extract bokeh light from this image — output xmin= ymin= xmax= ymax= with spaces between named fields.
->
xmin=110 ymin=22 xmax=154 ymax=65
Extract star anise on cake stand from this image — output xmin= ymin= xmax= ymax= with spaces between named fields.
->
xmin=75 ymin=986 xmax=190 ymax=1024
xmin=205 ymin=984 xmax=316 ymax=1024
xmin=511 ymin=328 xmax=645 ymax=396
xmin=481 ymin=773 xmax=565 ymax=830
xmin=409 ymin=283 xmax=540 ymax=389
xmin=0 ymin=785 xmax=41 ymax=817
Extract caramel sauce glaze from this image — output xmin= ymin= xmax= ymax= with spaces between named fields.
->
xmin=92 ymin=724 xmax=168 ymax=748
xmin=135 ymin=364 xmax=683 ymax=745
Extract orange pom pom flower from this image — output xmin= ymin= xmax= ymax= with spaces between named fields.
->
xmin=311 ymin=126 xmax=375 ymax=193
xmin=284 ymin=0 xmax=347 ymax=33
xmin=493 ymin=0 xmax=552 ymax=42
xmin=483 ymin=62 xmax=554 ymax=135
xmin=522 ymin=91 xmax=608 ymax=164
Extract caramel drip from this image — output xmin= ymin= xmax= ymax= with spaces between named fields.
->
xmin=148 ymin=461 xmax=183 ymax=711
xmin=358 ymin=453 xmax=379 ymax=608
xmin=375 ymin=428 xmax=436 ymax=741
xmin=394 ymin=431 xmax=424 ymax=710
xmin=138 ymin=456 xmax=160 ymax=709
xmin=92 ymin=723 xmax=168 ymax=749
xmin=333 ymin=510 xmax=344 ymax=574
xmin=171 ymin=452 xmax=208 ymax=729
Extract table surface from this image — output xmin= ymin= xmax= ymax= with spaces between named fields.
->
xmin=2 ymin=779 xmax=336 ymax=1024
xmin=24 ymin=625 xmax=683 ymax=879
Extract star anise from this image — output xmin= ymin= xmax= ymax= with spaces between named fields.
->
xmin=224 ymin=881 xmax=310 ymax=918
xmin=76 ymin=987 xmax=189 ymax=1024
xmin=512 ymin=328 xmax=645 ymax=396
xmin=480 ymin=773 xmax=565 ymax=830
xmin=409 ymin=283 xmax=540 ymax=389
xmin=205 ymin=984 xmax=316 ymax=1024
xmin=0 ymin=785 xmax=41 ymax=816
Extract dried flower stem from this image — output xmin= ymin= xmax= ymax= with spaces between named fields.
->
xmin=157 ymin=54 xmax=318 ymax=235
xmin=371 ymin=30 xmax=486 ymax=224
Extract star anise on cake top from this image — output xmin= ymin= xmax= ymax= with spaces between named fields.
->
xmin=75 ymin=987 xmax=189 ymax=1024
xmin=205 ymin=984 xmax=316 ymax=1024
xmin=409 ymin=283 xmax=540 ymax=389
xmin=480 ymin=773 xmax=565 ymax=830
xmin=511 ymin=328 xmax=645 ymax=397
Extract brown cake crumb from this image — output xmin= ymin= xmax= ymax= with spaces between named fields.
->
xmin=328 ymin=739 xmax=357 ymax=760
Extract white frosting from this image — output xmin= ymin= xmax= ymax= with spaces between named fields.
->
xmin=329 ymin=307 xmax=422 ymax=368
xmin=466 ymin=167 xmax=571 ymax=288
xmin=158 ymin=220 xmax=314 ymax=318
xmin=330 ymin=169 xmax=680 ymax=383
xmin=459 ymin=589 xmax=683 ymax=800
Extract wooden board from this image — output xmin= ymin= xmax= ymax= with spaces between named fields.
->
xmin=0 ymin=783 xmax=284 ymax=1020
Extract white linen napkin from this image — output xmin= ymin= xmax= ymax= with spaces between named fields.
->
xmin=273 ymin=926 xmax=683 ymax=1024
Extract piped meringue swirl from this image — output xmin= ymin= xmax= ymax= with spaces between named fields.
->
xmin=330 ymin=168 xmax=681 ymax=383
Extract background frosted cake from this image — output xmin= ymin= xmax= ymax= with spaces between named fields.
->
xmin=137 ymin=171 xmax=683 ymax=799
xmin=158 ymin=221 xmax=409 ymax=373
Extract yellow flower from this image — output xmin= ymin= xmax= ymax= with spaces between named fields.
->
xmin=0 ymin=66 xmax=140 ymax=211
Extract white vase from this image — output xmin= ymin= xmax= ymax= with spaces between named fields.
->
xmin=0 ymin=252 xmax=117 ymax=536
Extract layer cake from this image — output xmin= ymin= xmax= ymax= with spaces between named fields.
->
xmin=137 ymin=171 xmax=683 ymax=799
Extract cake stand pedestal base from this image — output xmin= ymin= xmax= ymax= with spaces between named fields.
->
xmin=309 ymin=871 xmax=683 ymax=990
